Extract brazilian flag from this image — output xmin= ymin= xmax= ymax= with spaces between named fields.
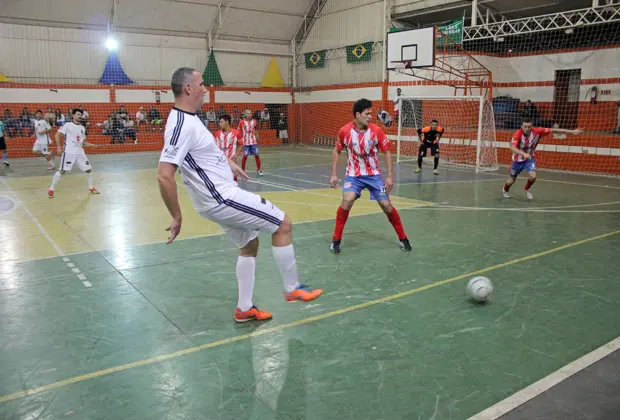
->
xmin=305 ymin=50 xmax=326 ymax=69
xmin=346 ymin=42 xmax=373 ymax=63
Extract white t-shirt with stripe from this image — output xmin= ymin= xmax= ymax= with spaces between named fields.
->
xmin=160 ymin=107 xmax=236 ymax=211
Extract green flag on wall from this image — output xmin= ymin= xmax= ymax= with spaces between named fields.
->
xmin=203 ymin=49 xmax=224 ymax=86
xmin=436 ymin=18 xmax=464 ymax=46
xmin=304 ymin=50 xmax=326 ymax=69
xmin=346 ymin=42 xmax=373 ymax=63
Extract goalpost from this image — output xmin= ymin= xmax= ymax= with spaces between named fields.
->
xmin=395 ymin=95 xmax=499 ymax=172
xmin=387 ymin=26 xmax=499 ymax=172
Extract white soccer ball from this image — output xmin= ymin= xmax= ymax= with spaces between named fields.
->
xmin=466 ymin=276 xmax=493 ymax=302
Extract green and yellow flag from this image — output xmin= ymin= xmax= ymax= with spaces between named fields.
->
xmin=346 ymin=42 xmax=373 ymax=63
xmin=305 ymin=50 xmax=326 ymax=69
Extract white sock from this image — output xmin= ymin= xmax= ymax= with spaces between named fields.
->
xmin=50 ymin=171 xmax=61 ymax=191
xmin=86 ymin=173 xmax=93 ymax=189
xmin=236 ymin=256 xmax=256 ymax=311
xmin=272 ymin=244 xmax=301 ymax=293
xmin=48 ymin=157 xmax=55 ymax=167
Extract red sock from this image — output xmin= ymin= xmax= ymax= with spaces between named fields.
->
xmin=333 ymin=206 xmax=350 ymax=241
xmin=234 ymin=176 xmax=238 ymax=182
xmin=255 ymin=156 xmax=261 ymax=171
xmin=387 ymin=208 xmax=407 ymax=241
xmin=525 ymin=179 xmax=535 ymax=190
xmin=503 ymin=183 xmax=511 ymax=192
xmin=242 ymin=156 xmax=248 ymax=171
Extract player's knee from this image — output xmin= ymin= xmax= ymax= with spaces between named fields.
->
xmin=379 ymin=200 xmax=393 ymax=213
xmin=240 ymin=237 xmax=259 ymax=257
xmin=276 ymin=216 xmax=293 ymax=236
xmin=529 ymin=175 xmax=536 ymax=182
xmin=341 ymin=199 xmax=355 ymax=211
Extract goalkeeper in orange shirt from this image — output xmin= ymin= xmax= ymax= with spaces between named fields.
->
xmin=416 ymin=120 xmax=444 ymax=175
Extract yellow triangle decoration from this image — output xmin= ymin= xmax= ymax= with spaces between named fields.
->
xmin=261 ymin=57 xmax=285 ymax=88
xmin=0 ymin=73 xmax=14 ymax=83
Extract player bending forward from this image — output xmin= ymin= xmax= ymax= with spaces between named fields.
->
xmin=48 ymin=109 xmax=100 ymax=198
xmin=33 ymin=109 xmax=56 ymax=170
xmin=215 ymin=115 xmax=243 ymax=181
xmin=158 ymin=67 xmax=323 ymax=323
xmin=416 ymin=120 xmax=443 ymax=175
xmin=503 ymin=118 xmax=582 ymax=200
xmin=329 ymin=98 xmax=412 ymax=254
xmin=238 ymin=109 xmax=263 ymax=176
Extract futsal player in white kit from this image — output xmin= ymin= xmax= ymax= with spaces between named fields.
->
xmin=157 ymin=67 xmax=323 ymax=323
xmin=48 ymin=109 xmax=100 ymax=198
xmin=32 ymin=109 xmax=56 ymax=170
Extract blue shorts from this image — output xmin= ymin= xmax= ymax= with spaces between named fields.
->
xmin=342 ymin=175 xmax=388 ymax=201
xmin=244 ymin=145 xmax=259 ymax=156
xmin=510 ymin=159 xmax=536 ymax=177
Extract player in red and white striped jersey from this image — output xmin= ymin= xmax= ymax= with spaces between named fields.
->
xmin=503 ymin=118 xmax=582 ymax=200
xmin=329 ymin=98 xmax=411 ymax=254
xmin=215 ymin=115 xmax=243 ymax=181
xmin=238 ymin=110 xmax=263 ymax=176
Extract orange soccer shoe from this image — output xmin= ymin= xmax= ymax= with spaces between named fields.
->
xmin=284 ymin=284 xmax=324 ymax=302
xmin=234 ymin=306 xmax=273 ymax=323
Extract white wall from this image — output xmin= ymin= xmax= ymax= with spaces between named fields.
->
xmin=0 ymin=23 xmax=291 ymax=87
xmin=297 ymin=0 xmax=386 ymax=87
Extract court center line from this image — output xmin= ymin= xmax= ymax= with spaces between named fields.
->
xmin=0 ymin=177 xmax=65 ymax=256
xmin=469 ymin=335 xmax=620 ymax=420
xmin=0 ymin=229 xmax=617 ymax=404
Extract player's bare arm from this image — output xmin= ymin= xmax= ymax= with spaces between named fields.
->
xmin=510 ymin=144 xmax=531 ymax=160
xmin=228 ymin=159 xmax=249 ymax=180
xmin=83 ymin=140 xmax=101 ymax=148
xmin=330 ymin=146 xmax=341 ymax=188
xmin=54 ymin=130 xmax=63 ymax=154
xmin=157 ymin=161 xmax=183 ymax=244
xmin=551 ymin=127 xmax=583 ymax=136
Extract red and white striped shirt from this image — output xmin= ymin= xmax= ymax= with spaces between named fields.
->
xmin=337 ymin=122 xmax=391 ymax=177
xmin=238 ymin=119 xmax=258 ymax=146
xmin=214 ymin=129 xmax=242 ymax=159
xmin=511 ymin=127 xmax=551 ymax=162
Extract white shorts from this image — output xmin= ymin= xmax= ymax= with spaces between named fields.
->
xmin=199 ymin=188 xmax=285 ymax=248
xmin=32 ymin=142 xmax=51 ymax=155
xmin=279 ymin=130 xmax=288 ymax=139
xmin=60 ymin=153 xmax=92 ymax=172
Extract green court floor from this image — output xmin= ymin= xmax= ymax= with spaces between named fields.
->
xmin=1 ymin=148 xmax=619 ymax=419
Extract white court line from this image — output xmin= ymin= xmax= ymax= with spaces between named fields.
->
xmin=396 ymin=177 xmax=505 ymax=186
xmin=435 ymin=200 xmax=620 ymax=212
xmin=0 ymin=176 xmax=65 ymax=256
xmin=264 ymin=172 xmax=328 ymax=186
xmin=469 ymin=336 xmax=620 ymax=420
xmin=537 ymin=178 xmax=620 ymax=190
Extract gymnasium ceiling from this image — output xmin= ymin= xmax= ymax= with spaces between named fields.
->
xmin=0 ymin=0 xmax=312 ymax=44
xmin=393 ymin=0 xmax=596 ymax=26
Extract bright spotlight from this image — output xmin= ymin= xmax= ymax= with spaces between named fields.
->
xmin=105 ymin=38 xmax=118 ymax=50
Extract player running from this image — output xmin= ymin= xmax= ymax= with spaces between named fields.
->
xmin=329 ymin=98 xmax=412 ymax=254
xmin=238 ymin=109 xmax=263 ymax=176
xmin=416 ymin=120 xmax=443 ymax=175
xmin=503 ymin=118 xmax=582 ymax=200
xmin=32 ymin=109 xmax=56 ymax=170
xmin=215 ymin=115 xmax=243 ymax=181
xmin=48 ymin=109 xmax=101 ymax=198
xmin=158 ymin=67 xmax=323 ymax=323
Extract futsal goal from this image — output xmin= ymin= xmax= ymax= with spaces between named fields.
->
xmin=388 ymin=26 xmax=499 ymax=172
xmin=395 ymin=96 xmax=499 ymax=172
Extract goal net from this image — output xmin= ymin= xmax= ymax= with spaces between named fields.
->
xmin=396 ymin=96 xmax=499 ymax=172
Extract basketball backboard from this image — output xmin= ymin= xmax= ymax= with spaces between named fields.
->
xmin=386 ymin=26 xmax=436 ymax=70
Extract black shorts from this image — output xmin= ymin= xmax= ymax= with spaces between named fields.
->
xmin=419 ymin=142 xmax=439 ymax=157
xmin=0 ymin=136 xmax=6 ymax=151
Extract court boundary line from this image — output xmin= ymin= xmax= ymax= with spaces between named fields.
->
xmin=1 ymin=229 xmax=617 ymax=404
xmin=0 ymin=176 xmax=64 ymax=256
xmin=468 ymin=335 xmax=620 ymax=420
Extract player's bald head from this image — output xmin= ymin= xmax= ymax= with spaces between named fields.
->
xmin=171 ymin=67 xmax=200 ymax=97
